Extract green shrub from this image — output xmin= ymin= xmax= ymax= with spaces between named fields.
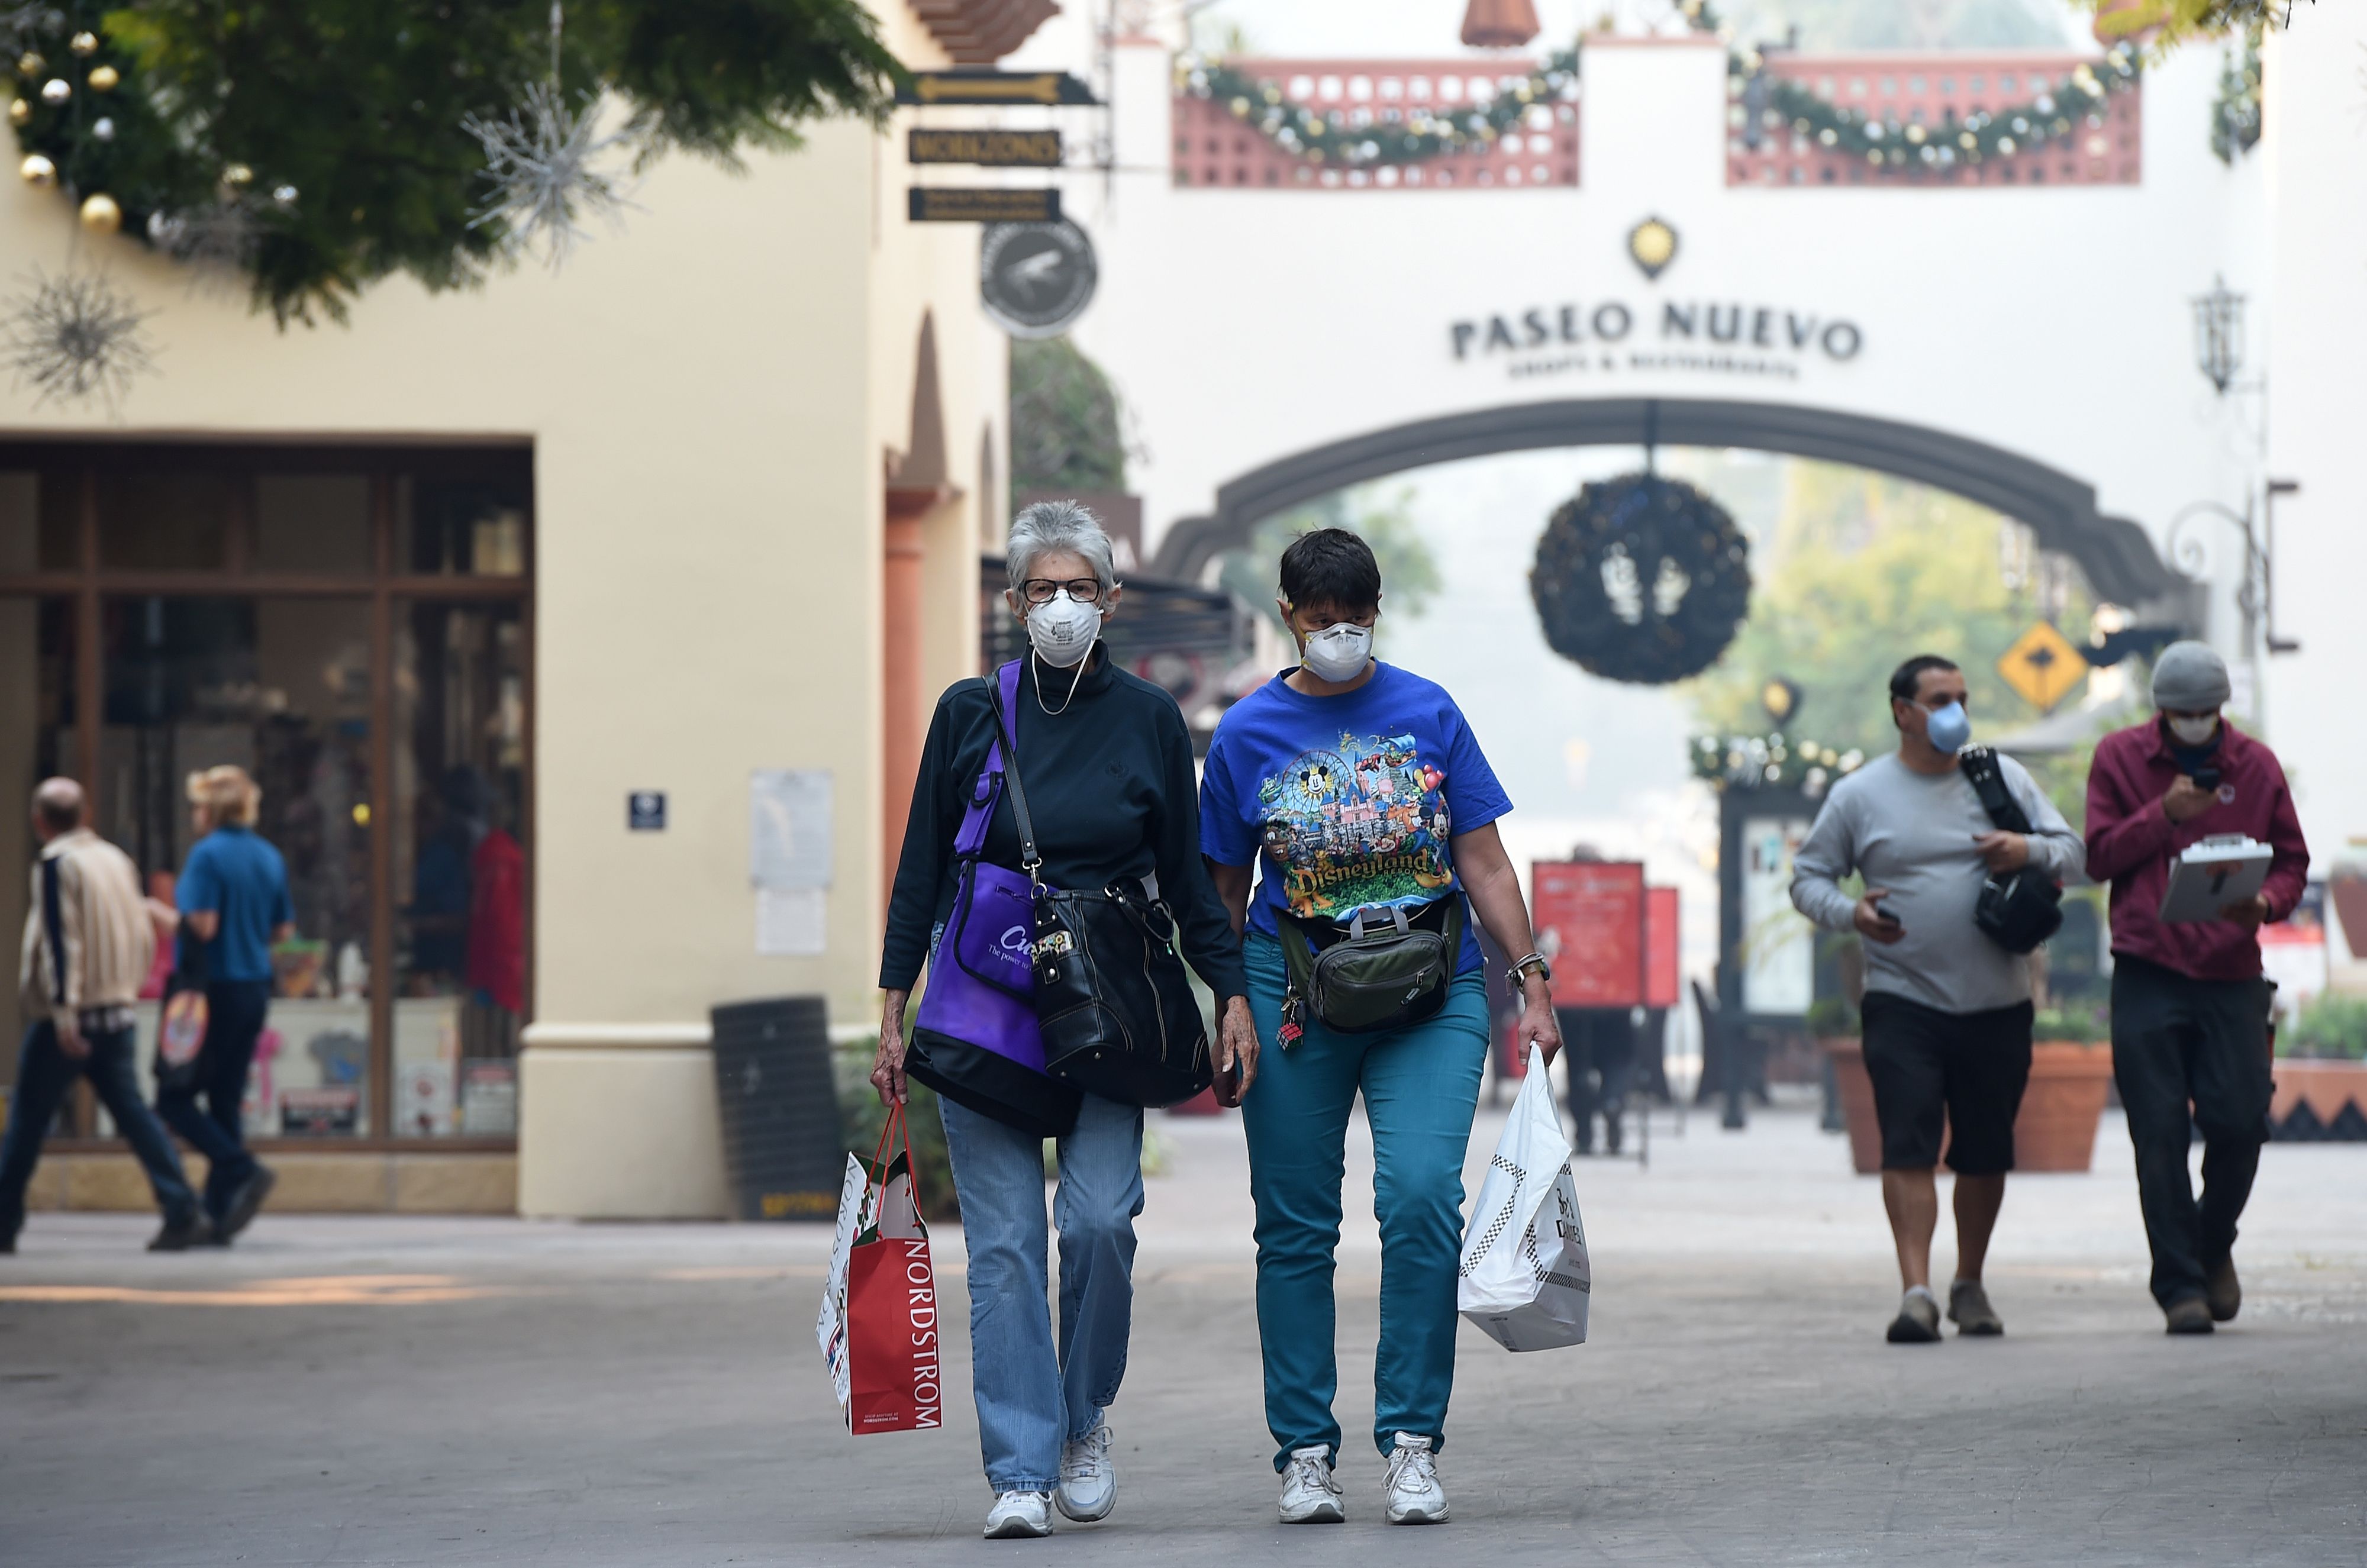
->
xmin=2281 ymin=993 xmax=2367 ymax=1062
xmin=2033 ymin=1005 xmax=2108 ymax=1044
xmin=1804 ymin=995 xmax=1860 ymax=1037
xmin=831 ymin=1039 xmax=959 ymax=1222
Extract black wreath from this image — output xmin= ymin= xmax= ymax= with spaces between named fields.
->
xmin=1529 ymin=473 xmax=1752 ymax=685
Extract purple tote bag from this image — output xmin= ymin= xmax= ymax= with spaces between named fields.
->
xmin=904 ymin=662 xmax=1081 ymax=1137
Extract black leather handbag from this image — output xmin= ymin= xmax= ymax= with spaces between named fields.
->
xmin=1959 ymin=746 xmax=2064 ymax=955
xmin=989 ymin=684 xmax=1214 ymax=1109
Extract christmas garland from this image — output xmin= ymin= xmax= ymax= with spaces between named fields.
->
xmin=1742 ymin=46 xmax=2142 ymax=172
xmin=4 ymin=1 xmax=904 ymax=325
xmin=1175 ymin=49 xmax=1579 ymax=170
xmin=1530 ymin=474 xmax=1752 ymax=687
xmin=2209 ymin=25 xmax=2262 ymax=162
xmin=1690 ymin=732 xmax=1867 ymax=795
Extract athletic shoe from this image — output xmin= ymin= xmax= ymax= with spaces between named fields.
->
xmin=2164 ymin=1295 xmax=2216 ymax=1335
xmin=146 ymin=1211 xmax=212 ymax=1252
xmin=1278 ymin=1446 xmax=1344 ymax=1524
xmin=1947 ymin=1279 xmax=2004 ymax=1337
xmin=215 ymin=1166 xmax=276 ymax=1244
xmin=1383 ymin=1433 xmax=1449 ymax=1525
xmin=982 ymin=1491 xmax=1054 ymax=1539
xmin=1056 ymin=1421 xmax=1115 ymax=1523
xmin=2205 ymin=1255 xmax=2241 ymax=1323
xmin=1886 ymin=1288 xmax=1943 ymax=1343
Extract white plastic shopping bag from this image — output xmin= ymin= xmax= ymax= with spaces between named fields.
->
xmin=1457 ymin=1046 xmax=1591 ymax=1351
xmin=816 ymin=1152 xmax=869 ymax=1414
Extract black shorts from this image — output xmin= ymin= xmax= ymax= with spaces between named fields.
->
xmin=1859 ymin=991 xmax=2034 ymax=1175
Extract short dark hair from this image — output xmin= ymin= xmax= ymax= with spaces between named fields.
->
xmin=1278 ymin=528 xmax=1381 ymax=615
xmin=1888 ymin=654 xmax=1960 ymax=705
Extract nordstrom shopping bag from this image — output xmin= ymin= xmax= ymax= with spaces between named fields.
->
xmin=816 ymin=1104 xmax=944 ymax=1434
xmin=1457 ymin=1046 xmax=1591 ymax=1351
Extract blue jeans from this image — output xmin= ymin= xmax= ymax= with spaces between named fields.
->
xmin=155 ymin=979 xmax=269 ymax=1220
xmin=0 ymin=1020 xmax=201 ymax=1242
xmin=939 ymin=1091 xmax=1144 ymax=1493
xmin=1240 ymin=933 xmax=1488 ymax=1470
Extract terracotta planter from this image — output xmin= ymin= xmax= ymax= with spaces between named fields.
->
xmin=2016 ymin=1041 xmax=2115 ymax=1173
xmin=2271 ymin=1058 xmax=2367 ymax=1127
xmin=1823 ymin=1038 xmax=2112 ymax=1175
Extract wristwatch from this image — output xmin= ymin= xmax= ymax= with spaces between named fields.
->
xmin=1509 ymin=952 xmax=1553 ymax=989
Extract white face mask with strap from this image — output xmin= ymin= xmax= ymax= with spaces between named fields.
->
xmin=1299 ymin=622 xmax=1373 ymax=683
xmin=1025 ymin=591 xmax=1102 ymax=668
xmin=2166 ymin=711 xmax=2221 ymax=747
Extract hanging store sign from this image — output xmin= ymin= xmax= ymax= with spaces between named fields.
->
xmin=896 ymin=71 xmax=1098 ymax=107
xmin=981 ymin=220 xmax=1098 ymax=338
xmin=909 ymin=128 xmax=1064 ymax=167
xmin=910 ymin=187 xmax=1062 ymax=224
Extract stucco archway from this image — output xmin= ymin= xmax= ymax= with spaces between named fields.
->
xmin=1149 ymin=396 xmax=2183 ymax=612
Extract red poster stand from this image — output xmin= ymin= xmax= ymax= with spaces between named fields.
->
xmin=1645 ymin=886 xmax=1680 ymax=1009
xmin=1531 ymin=861 xmax=1647 ymax=1009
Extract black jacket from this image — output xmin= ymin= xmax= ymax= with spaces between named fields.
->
xmin=879 ymin=647 xmax=1248 ymax=1002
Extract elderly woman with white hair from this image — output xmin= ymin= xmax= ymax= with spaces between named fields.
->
xmin=875 ymin=500 xmax=1258 ymax=1539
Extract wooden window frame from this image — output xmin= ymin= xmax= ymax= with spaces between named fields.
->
xmin=0 ymin=438 xmax=535 ymax=1151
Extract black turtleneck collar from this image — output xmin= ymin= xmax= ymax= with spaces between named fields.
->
xmin=1021 ymin=643 xmax=1115 ymax=712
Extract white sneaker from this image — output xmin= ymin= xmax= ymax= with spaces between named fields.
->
xmin=1383 ymin=1433 xmax=1449 ymax=1525
xmin=1056 ymin=1420 xmax=1117 ymax=1523
xmin=982 ymin=1490 xmax=1054 ymax=1539
xmin=1278 ymin=1445 xmax=1345 ymax=1524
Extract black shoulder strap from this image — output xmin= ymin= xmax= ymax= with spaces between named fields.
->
xmin=985 ymin=676 xmax=1042 ymax=879
xmin=1958 ymin=746 xmax=2034 ymax=835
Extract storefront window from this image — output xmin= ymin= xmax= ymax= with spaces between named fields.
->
xmin=392 ymin=601 xmax=527 ymax=1137
xmin=0 ymin=443 xmax=531 ymax=1147
xmin=99 ymin=595 xmax=376 ymax=1137
xmin=99 ymin=472 xmax=232 ymax=572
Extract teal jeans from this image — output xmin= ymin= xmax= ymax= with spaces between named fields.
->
xmin=1240 ymin=932 xmax=1489 ymax=1472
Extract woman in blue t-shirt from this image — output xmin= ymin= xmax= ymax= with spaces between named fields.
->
xmin=1199 ymin=528 xmax=1562 ymax=1528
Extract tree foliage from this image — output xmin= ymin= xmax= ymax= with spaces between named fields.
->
xmin=5 ymin=0 xmax=902 ymax=323
xmin=1684 ymin=462 xmax=2095 ymax=796
xmin=1008 ymin=334 xmax=1131 ymax=496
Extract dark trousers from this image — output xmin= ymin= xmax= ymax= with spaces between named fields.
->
xmin=2110 ymin=956 xmax=2272 ymax=1309
xmin=1 ymin=1019 xmax=200 ymax=1241
xmin=1557 ymin=1008 xmax=1636 ymax=1153
xmin=156 ymin=979 xmax=271 ymax=1220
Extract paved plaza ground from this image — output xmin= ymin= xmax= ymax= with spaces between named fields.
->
xmin=2 ymin=1098 xmax=2363 ymax=1566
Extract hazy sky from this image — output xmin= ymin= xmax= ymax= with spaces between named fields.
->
xmin=1183 ymin=0 xmax=2084 ymax=56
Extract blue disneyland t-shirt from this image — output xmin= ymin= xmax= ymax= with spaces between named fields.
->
xmin=1199 ymin=662 xmax=1510 ymax=975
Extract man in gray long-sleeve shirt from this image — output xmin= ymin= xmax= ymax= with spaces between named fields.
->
xmin=1791 ymin=656 xmax=2080 ymax=1345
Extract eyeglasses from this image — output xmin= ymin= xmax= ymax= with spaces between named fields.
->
xmin=1021 ymin=577 xmax=1105 ymax=606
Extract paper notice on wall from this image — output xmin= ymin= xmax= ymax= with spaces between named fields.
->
xmin=757 ymin=886 xmax=828 ymax=957
xmin=750 ymin=769 xmax=833 ymax=890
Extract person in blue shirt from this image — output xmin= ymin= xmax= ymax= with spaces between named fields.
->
xmin=158 ymin=765 xmax=292 ymax=1243
xmin=1200 ymin=528 xmax=1562 ymax=1528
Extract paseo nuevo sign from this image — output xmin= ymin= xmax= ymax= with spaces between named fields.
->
xmin=1450 ymin=298 xmax=1866 ymax=383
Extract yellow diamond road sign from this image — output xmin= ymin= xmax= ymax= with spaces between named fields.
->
xmin=1998 ymin=622 xmax=2088 ymax=713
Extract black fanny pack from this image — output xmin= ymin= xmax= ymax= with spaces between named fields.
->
xmin=1276 ymin=896 xmax=1463 ymax=1041
xmin=1959 ymin=746 xmax=2063 ymax=956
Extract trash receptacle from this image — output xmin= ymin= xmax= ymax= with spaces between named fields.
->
xmin=710 ymin=996 xmax=841 ymax=1221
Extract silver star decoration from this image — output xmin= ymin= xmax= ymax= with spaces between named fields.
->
xmin=3 ymin=269 xmax=157 ymax=411
xmin=147 ymin=199 xmax=266 ymax=283
xmin=462 ymin=82 xmax=638 ymax=270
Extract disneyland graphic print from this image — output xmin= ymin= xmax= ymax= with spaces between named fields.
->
xmin=1199 ymin=661 xmax=1508 ymax=975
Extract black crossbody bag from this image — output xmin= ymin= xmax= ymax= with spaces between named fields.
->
xmin=989 ymin=683 xmax=1214 ymax=1109
xmin=1958 ymin=745 xmax=2063 ymax=955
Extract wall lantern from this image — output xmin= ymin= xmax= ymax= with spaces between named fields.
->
xmin=2191 ymin=275 xmax=2245 ymax=395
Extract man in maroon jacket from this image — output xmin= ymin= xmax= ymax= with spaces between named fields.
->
xmin=2085 ymin=642 xmax=2309 ymax=1335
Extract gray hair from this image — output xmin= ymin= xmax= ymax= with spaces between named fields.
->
xmin=1007 ymin=499 xmax=1118 ymax=594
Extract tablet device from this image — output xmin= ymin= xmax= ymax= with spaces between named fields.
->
xmin=2158 ymin=835 xmax=2272 ymax=924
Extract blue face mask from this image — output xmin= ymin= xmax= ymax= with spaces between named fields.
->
xmin=1924 ymin=700 xmax=1971 ymax=754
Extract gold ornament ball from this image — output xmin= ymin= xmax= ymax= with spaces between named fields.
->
xmin=7 ymin=97 xmax=27 ymax=126
xmin=79 ymin=193 xmax=122 ymax=235
xmin=220 ymin=162 xmax=253 ymax=188
xmin=20 ymin=152 xmax=56 ymax=188
xmin=87 ymin=64 xmax=120 ymax=92
xmin=16 ymin=51 xmax=43 ymax=78
xmin=70 ymin=31 xmax=99 ymax=57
